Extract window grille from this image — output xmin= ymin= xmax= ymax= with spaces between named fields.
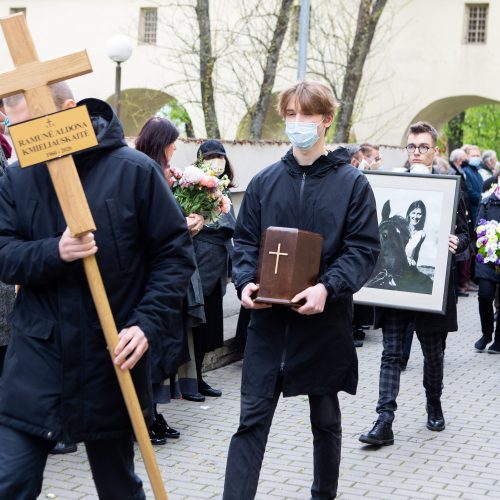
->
xmin=465 ymin=4 xmax=488 ymax=44
xmin=139 ymin=7 xmax=157 ymax=45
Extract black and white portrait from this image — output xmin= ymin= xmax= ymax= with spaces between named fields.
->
xmin=366 ymin=191 xmax=442 ymax=295
xmin=354 ymin=171 xmax=460 ymax=314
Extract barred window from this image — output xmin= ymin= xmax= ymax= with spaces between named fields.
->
xmin=139 ymin=7 xmax=157 ymax=45
xmin=465 ymin=4 xmax=488 ymax=44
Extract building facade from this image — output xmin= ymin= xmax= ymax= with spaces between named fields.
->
xmin=0 ymin=0 xmax=499 ymax=145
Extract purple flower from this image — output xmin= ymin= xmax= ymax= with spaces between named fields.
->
xmin=477 ymin=253 xmax=485 ymax=264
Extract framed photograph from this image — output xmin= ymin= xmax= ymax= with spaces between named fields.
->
xmin=353 ymin=171 xmax=461 ymax=314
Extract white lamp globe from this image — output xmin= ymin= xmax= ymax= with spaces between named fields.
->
xmin=106 ymin=35 xmax=133 ymax=63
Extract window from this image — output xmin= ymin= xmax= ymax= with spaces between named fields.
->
xmin=465 ymin=4 xmax=488 ymax=43
xmin=9 ymin=7 xmax=26 ymax=16
xmin=139 ymin=7 xmax=157 ymax=45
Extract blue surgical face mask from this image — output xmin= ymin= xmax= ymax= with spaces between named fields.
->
xmin=468 ymin=157 xmax=481 ymax=167
xmin=285 ymin=120 xmax=322 ymax=150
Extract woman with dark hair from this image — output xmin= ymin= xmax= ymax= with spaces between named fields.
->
xmin=190 ymin=140 xmax=236 ymax=398
xmin=405 ymin=200 xmax=427 ymax=267
xmin=135 ymin=117 xmax=206 ymax=444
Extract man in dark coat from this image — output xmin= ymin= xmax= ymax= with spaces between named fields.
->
xmin=0 ymin=83 xmax=195 ymax=499
xmin=222 ymin=81 xmax=380 ymax=500
xmin=462 ymin=144 xmax=484 ymax=226
xmin=359 ymin=121 xmax=469 ymax=447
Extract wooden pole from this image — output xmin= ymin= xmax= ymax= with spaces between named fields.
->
xmin=0 ymin=14 xmax=168 ymax=499
xmin=83 ymin=256 xmax=167 ymax=500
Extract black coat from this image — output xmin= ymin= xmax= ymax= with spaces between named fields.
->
xmin=375 ymin=180 xmax=470 ymax=333
xmin=233 ymin=148 xmax=380 ymax=398
xmin=475 ymin=195 xmax=500 ymax=283
xmin=0 ymin=99 xmax=195 ymax=442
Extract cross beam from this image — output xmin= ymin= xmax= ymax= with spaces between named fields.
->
xmin=0 ymin=14 xmax=168 ymax=500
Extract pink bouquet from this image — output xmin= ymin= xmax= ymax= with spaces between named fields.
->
xmin=169 ymin=159 xmax=231 ymax=222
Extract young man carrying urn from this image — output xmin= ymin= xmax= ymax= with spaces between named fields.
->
xmin=223 ymin=80 xmax=380 ymax=500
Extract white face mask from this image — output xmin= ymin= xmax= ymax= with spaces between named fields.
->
xmin=206 ymin=157 xmax=226 ymax=176
xmin=410 ymin=164 xmax=431 ymax=174
xmin=359 ymin=159 xmax=370 ymax=170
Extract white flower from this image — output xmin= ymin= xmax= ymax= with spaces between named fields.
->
xmin=183 ymin=165 xmax=204 ymax=184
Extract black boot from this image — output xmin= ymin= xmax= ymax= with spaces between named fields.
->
xmin=149 ymin=406 xmax=167 ymax=445
xmin=353 ymin=326 xmax=365 ymax=347
xmin=154 ymin=412 xmax=180 ymax=439
xmin=426 ymin=398 xmax=445 ymax=431
xmin=359 ymin=419 xmax=394 ymax=446
xmin=199 ymin=379 xmax=222 ymax=397
xmin=474 ymin=335 xmax=492 ymax=352
xmin=487 ymin=339 xmax=500 ymax=354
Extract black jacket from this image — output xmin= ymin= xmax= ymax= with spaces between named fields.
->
xmin=233 ymin=148 xmax=380 ymax=398
xmin=0 ymin=99 xmax=195 ymax=442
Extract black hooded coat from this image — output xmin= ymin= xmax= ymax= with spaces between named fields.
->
xmin=0 ymin=99 xmax=195 ymax=442
xmin=233 ymin=148 xmax=380 ymax=398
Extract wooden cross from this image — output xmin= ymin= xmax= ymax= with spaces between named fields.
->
xmin=0 ymin=14 xmax=168 ymax=500
xmin=269 ymin=243 xmax=288 ymax=274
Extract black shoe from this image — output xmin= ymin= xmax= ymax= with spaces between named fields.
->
xmin=487 ymin=340 xmax=500 ymax=354
xmin=148 ymin=426 xmax=167 ymax=445
xmin=182 ymin=392 xmax=205 ymax=402
xmin=474 ymin=336 xmax=491 ymax=352
xmin=353 ymin=327 xmax=365 ymax=341
xmin=50 ymin=442 xmax=78 ymax=455
xmin=154 ymin=413 xmax=180 ymax=439
xmin=354 ymin=339 xmax=363 ymax=348
xmin=426 ymin=399 xmax=445 ymax=431
xmin=359 ymin=420 xmax=394 ymax=446
xmin=199 ymin=381 xmax=222 ymax=397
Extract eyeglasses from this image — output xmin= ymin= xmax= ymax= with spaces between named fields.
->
xmin=406 ymin=143 xmax=432 ymax=154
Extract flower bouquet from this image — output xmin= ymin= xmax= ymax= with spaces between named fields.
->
xmin=476 ymin=218 xmax=500 ymax=269
xmin=169 ymin=158 xmax=231 ymax=223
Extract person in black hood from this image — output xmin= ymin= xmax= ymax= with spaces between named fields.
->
xmin=222 ymin=81 xmax=380 ymax=500
xmin=0 ymin=83 xmax=195 ymax=499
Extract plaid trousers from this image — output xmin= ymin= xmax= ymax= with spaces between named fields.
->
xmin=376 ymin=309 xmax=445 ymax=423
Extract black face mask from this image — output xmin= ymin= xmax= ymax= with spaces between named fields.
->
xmin=461 ymin=160 xmax=468 ymax=168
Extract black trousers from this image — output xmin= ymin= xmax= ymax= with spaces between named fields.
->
xmin=223 ymin=379 xmax=341 ymax=500
xmin=0 ymin=425 xmax=145 ymax=500
xmin=377 ymin=309 xmax=445 ymax=423
xmin=478 ymin=278 xmax=500 ymax=341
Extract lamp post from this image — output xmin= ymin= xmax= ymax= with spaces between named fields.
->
xmin=297 ymin=0 xmax=310 ymax=81
xmin=106 ymin=35 xmax=133 ymax=119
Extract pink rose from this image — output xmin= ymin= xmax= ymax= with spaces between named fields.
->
xmin=200 ymin=174 xmax=217 ymax=188
xmin=170 ymin=166 xmax=184 ymax=179
xmin=221 ymin=195 xmax=231 ymax=213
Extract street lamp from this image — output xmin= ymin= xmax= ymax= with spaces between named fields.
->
xmin=106 ymin=35 xmax=133 ymax=119
xmin=297 ymin=0 xmax=310 ymax=81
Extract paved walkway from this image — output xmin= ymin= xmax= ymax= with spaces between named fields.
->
xmin=39 ymin=292 xmax=499 ymax=499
